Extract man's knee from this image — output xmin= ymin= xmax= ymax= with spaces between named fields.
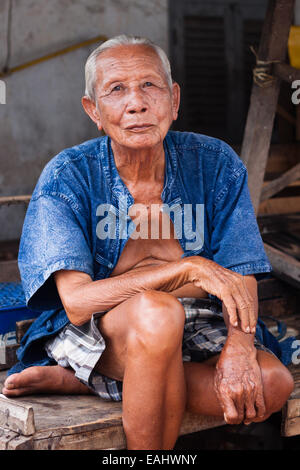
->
xmin=126 ymin=290 xmax=185 ymax=356
xmin=261 ymin=357 xmax=294 ymax=416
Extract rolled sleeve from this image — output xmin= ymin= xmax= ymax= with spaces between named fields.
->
xmin=210 ymin=167 xmax=273 ymax=276
xmin=18 ymin=193 xmax=94 ymax=311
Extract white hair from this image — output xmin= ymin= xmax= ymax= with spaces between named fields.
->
xmin=84 ymin=34 xmax=173 ymax=102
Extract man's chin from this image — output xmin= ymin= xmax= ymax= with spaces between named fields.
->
xmin=113 ymin=133 xmax=164 ymax=149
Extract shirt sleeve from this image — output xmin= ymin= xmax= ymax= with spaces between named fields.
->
xmin=210 ymin=167 xmax=273 ymax=276
xmin=18 ymin=192 xmax=94 ymax=311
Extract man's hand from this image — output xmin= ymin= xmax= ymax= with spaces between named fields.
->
xmin=214 ymin=334 xmax=266 ymax=424
xmin=214 ymin=275 xmax=265 ymax=424
xmin=184 ymin=256 xmax=256 ymax=333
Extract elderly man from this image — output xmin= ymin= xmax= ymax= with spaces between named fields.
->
xmin=3 ymin=35 xmax=293 ymax=450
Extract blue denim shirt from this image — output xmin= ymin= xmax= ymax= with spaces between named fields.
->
xmin=8 ymin=131 xmax=273 ymax=375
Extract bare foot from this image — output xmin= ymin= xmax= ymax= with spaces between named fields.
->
xmin=1 ymin=365 xmax=92 ymax=397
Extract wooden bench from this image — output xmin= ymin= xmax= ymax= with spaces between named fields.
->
xmin=0 ymin=372 xmax=226 ymax=450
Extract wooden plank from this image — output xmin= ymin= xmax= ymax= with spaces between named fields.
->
xmin=263 ymin=242 xmax=300 ymax=288
xmin=0 ymin=394 xmax=35 ymax=436
xmin=32 ymin=415 xmax=226 ymax=450
xmin=284 ymin=399 xmax=300 ymax=420
xmin=265 ymin=144 xmax=300 ymax=174
xmin=262 ymin=232 xmax=300 ymax=260
xmin=258 ymin=196 xmax=300 ymax=215
xmin=7 ymin=434 xmax=33 ymax=450
xmin=265 ymin=183 xmax=300 ymax=199
xmin=260 ymin=162 xmax=300 ymax=202
xmin=282 ymin=415 xmax=300 ymax=437
xmin=273 ymin=62 xmax=300 ymax=84
xmin=16 ymin=319 xmax=35 ymax=344
xmin=287 ymin=364 xmax=300 ymax=400
xmin=0 ymin=343 xmax=19 ymax=371
xmin=257 ymin=213 xmax=300 ymax=234
xmin=240 ymin=0 xmax=295 ymax=213
xmin=0 ymin=428 xmax=21 ymax=450
xmin=297 ymin=105 xmax=300 ymax=142
xmin=33 ymin=425 xmax=126 ymax=450
xmin=276 ymin=104 xmax=296 ymax=126
xmin=0 ymin=371 xmax=225 ymax=449
xmin=19 ymin=394 xmax=123 ymax=436
xmin=259 ymin=296 xmax=298 ymax=317
xmin=257 ymin=277 xmax=297 ymax=300
xmin=0 ymin=195 xmax=31 ymax=206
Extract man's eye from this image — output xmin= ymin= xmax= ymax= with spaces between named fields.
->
xmin=111 ymin=85 xmax=122 ymax=92
xmin=144 ymin=82 xmax=153 ymax=87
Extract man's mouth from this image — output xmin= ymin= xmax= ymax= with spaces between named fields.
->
xmin=125 ymin=124 xmax=154 ymax=131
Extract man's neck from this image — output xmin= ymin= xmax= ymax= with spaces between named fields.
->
xmin=111 ymin=140 xmax=166 ymax=185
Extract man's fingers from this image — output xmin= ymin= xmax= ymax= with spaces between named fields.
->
xmin=222 ymin=292 xmax=238 ymax=328
xmin=221 ymin=394 xmax=240 ymax=424
xmin=233 ymin=390 xmax=245 ymax=424
xmin=243 ymin=379 xmax=257 ymax=423
xmin=229 ymin=281 xmax=252 ymax=334
xmin=237 ymin=277 xmax=256 ymax=334
xmin=255 ymin=388 xmax=267 ymax=419
xmin=221 ymin=280 xmax=253 ymax=334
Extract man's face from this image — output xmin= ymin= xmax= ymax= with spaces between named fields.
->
xmin=83 ymin=45 xmax=180 ymax=150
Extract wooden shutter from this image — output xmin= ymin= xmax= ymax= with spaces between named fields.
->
xmin=169 ymin=0 xmax=268 ymax=144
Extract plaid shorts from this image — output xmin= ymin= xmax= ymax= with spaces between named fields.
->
xmin=44 ymin=297 xmax=272 ymax=402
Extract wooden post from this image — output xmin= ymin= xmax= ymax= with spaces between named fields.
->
xmin=240 ymin=0 xmax=295 ymax=214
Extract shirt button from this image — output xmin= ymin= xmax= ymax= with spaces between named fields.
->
xmin=46 ymin=320 xmax=53 ymax=332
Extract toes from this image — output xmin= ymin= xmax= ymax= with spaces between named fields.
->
xmin=4 ymin=373 xmax=20 ymax=389
xmin=2 ymin=386 xmax=32 ymax=397
xmin=4 ymin=381 xmax=15 ymax=390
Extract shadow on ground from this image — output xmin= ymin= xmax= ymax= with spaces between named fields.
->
xmin=174 ymin=413 xmax=300 ymax=450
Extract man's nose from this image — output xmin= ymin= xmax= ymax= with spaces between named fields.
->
xmin=126 ymin=87 xmax=148 ymax=114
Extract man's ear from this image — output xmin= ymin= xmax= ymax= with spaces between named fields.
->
xmin=171 ymin=82 xmax=180 ymax=121
xmin=81 ymin=96 xmax=103 ymax=131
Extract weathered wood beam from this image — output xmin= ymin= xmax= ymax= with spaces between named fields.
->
xmin=240 ymin=0 xmax=295 ymax=214
xmin=0 ymin=195 xmax=31 ymax=206
xmin=263 ymin=242 xmax=300 ymax=288
xmin=0 ymin=395 xmax=35 ymax=436
xmin=276 ymin=104 xmax=296 ymax=126
xmin=260 ymin=162 xmax=300 ymax=201
xmin=16 ymin=319 xmax=35 ymax=344
xmin=273 ymin=62 xmax=300 ymax=84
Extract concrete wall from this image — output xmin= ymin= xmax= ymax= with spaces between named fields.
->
xmin=0 ymin=0 xmax=168 ymax=241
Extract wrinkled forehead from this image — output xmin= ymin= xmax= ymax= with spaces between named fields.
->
xmin=95 ymin=44 xmax=168 ymax=86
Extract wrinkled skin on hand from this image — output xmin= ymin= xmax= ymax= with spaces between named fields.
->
xmin=214 ymin=335 xmax=266 ymax=425
xmin=185 ymin=256 xmax=257 ymax=334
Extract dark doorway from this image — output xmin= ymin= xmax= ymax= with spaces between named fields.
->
xmin=169 ymin=0 xmax=268 ymax=144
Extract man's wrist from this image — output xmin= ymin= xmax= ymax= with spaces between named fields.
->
xmin=226 ymin=325 xmax=256 ymax=351
xmin=180 ymin=256 xmax=195 ymax=283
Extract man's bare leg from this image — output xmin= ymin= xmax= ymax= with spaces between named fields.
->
xmin=96 ymin=290 xmax=187 ymax=450
xmin=2 ymin=290 xmax=187 ymax=450
xmin=183 ymin=350 xmax=294 ymax=423
xmin=122 ymin=341 xmax=186 ymax=450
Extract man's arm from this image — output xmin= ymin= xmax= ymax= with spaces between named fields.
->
xmin=54 ymin=260 xmax=190 ymax=326
xmin=54 ymin=257 xmax=257 ymax=331
xmin=214 ymin=274 xmax=266 ymax=425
